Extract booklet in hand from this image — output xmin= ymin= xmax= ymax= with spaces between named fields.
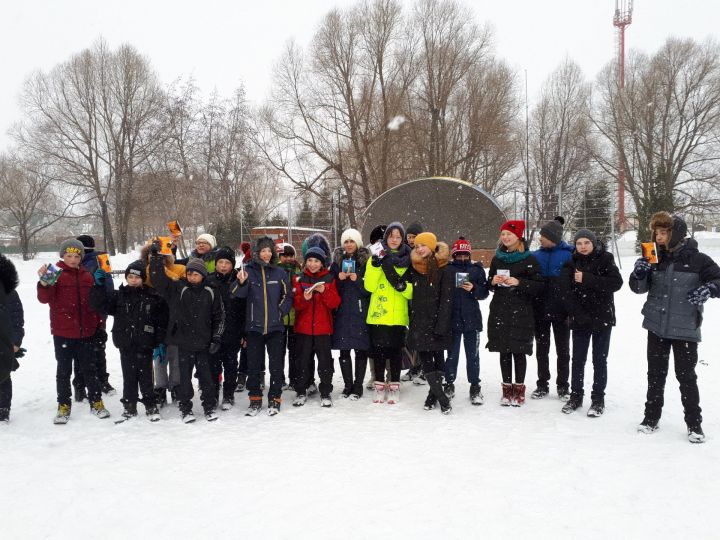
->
xmin=305 ymin=281 xmax=325 ymax=294
xmin=40 ymin=263 xmax=63 ymax=286
xmin=455 ymin=272 xmax=469 ymax=288
xmin=496 ymin=269 xmax=511 ymax=287
xmin=342 ymin=259 xmax=356 ymax=274
xmin=369 ymin=242 xmax=386 ymax=258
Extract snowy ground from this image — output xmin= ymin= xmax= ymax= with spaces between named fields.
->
xmin=2 ymin=247 xmax=719 ymax=540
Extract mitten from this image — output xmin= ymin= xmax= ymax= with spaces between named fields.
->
xmin=687 ymin=283 xmax=719 ymax=305
xmin=371 ymin=255 xmax=382 ymax=267
xmin=93 ymin=267 xmax=107 ymax=286
xmin=632 ymin=258 xmax=652 ymax=279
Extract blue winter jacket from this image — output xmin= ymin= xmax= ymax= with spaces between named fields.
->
xmin=82 ymin=251 xmax=114 ymax=293
xmin=532 ymin=241 xmax=573 ymax=321
xmin=233 ymin=260 xmax=293 ymax=335
xmin=447 ymin=260 xmax=488 ymax=332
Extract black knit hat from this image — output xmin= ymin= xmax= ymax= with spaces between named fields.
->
xmin=406 ymin=222 xmax=424 ymax=236
xmin=186 ymin=258 xmax=209 ymax=278
xmin=125 ymin=259 xmax=146 ymax=281
xmin=369 ymin=225 xmax=386 ymax=245
xmin=573 ymin=229 xmax=597 ymax=249
xmin=76 ymin=234 xmax=95 ymax=253
xmin=540 ymin=216 xmax=565 ymax=245
xmin=214 ymin=246 xmax=236 ymax=267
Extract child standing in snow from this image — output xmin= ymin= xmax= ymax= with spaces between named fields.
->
xmin=0 ymin=252 xmax=24 ymax=424
xmin=630 ymin=212 xmax=720 ymax=443
xmin=278 ymin=244 xmax=301 ymax=391
xmin=292 ymin=246 xmax=341 ymax=407
xmin=486 ymin=221 xmax=543 ymax=407
xmin=37 ymin=239 xmax=110 ymax=423
xmin=90 ymin=261 xmax=169 ymax=422
xmin=559 ymin=229 xmax=622 ymax=417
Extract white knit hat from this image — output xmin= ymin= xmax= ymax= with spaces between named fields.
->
xmin=196 ymin=233 xmax=217 ymax=249
xmin=341 ymin=228 xmax=363 ymax=248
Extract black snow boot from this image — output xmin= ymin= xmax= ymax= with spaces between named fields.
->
xmin=425 ymin=371 xmax=451 ymax=411
xmin=339 ymin=356 xmax=353 ymax=398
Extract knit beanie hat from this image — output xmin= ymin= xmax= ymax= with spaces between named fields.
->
xmin=540 ymin=216 xmax=565 ymax=245
xmin=240 ymin=242 xmax=252 ymax=260
xmin=186 ymin=258 xmax=208 ymax=278
xmin=369 ymin=225 xmax=387 ymax=245
xmin=59 ymin=239 xmax=85 ymax=258
xmin=573 ymin=229 xmax=597 ymax=248
xmin=305 ymin=246 xmax=327 ymax=266
xmin=414 ymin=232 xmax=437 ymax=252
xmin=280 ymin=244 xmax=296 ymax=257
xmin=125 ymin=259 xmax=146 ymax=281
xmin=406 ymin=222 xmax=424 ymax=237
xmin=500 ymin=220 xmax=526 ymax=239
xmin=451 ymin=237 xmax=472 ymax=256
xmin=76 ymin=235 xmax=95 ymax=253
xmin=214 ymin=246 xmax=236 ymax=267
xmin=341 ymin=228 xmax=363 ymax=249
xmin=196 ymin=233 xmax=217 ymax=249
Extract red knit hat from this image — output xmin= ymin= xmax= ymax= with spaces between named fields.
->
xmin=500 ymin=220 xmax=526 ymax=239
xmin=451 ymin=237 xmax=472 ymax=256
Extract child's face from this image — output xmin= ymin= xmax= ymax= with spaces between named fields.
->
xmin=387 ymin=229 xmax=403 ymax=250
xmin=343 ymin=239 xmax=357 ymax=254
xmin=216 ymin=259 xmax=233 ymax=274
xmin=260 ymin=248 xmax=273 ymax=263
xmin=280 ymin=254 xmax=296 ymax=265
xmin=126 ymin=274 xmax=143 ymax=287
xmin=406 ymin=233 xmax=417 ymax=247
xmin=655 ymin=228 xmax=670 ymax=247
xmin=62 ymin=252 xmax=82 ymax=268
xmin=186 ymin=271 xmax=203 ymax=285
xmin=454 ymin=253 xmax=470 ymax=263
xmin=539 ymin=235 xmax=556 ymax=249
xmin=415 ymin=244 xmax=432 ymax=258
xmin=306 ymin=257 xmax=323 ymax=273
xmin=500 ymin=230 xmax=520 ymax=249
xmin=575 ymin=238 xmax=594 ymax=256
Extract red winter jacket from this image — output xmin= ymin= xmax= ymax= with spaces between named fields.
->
xmin=37 ymin=261 xmax=101 ymax=339
xmin=293 ymin=268 xmax=341 ymax=336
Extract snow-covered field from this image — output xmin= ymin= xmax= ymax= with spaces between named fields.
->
xmin=2 ymin=246 xmax=718 ymax=539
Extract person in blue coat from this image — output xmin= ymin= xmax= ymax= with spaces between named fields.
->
xmin=530 ymin=217 xmax=573 ymax=401
xmin=330 ymin=228 xmax=371 ymax=400
xmin=444 ymin=237 xmax=488 ymax=405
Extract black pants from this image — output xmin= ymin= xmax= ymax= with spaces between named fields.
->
xmin=644 ymin=331 xmax=702 ymax=428
xmin=246 ymin=331 xmax=285 ymax=401
xmin=0 ymin=375 xmax=11 ymax=409
xmin=296 ymin=334 xmax=334 ymax=397
xmin=418 ymin=350 xmax=445 ymax=374
xmin=120 ymin=348 xmax=155 ymax=408
xmin=339 ymin=349 xmax=368 ymax=395
xmin=178 ymin=349 xmax=216 ymax=414
xmin=73 ymin=327 xmax=110 ymax=391
xmin=373 ymin=347 xmax=402 ymax=382
xmin=571 ymin=327 xmax=612 ymax=400
xmin=284 ymin=326 xmax=299 ymax=386
xmin=535 ymin=319 xmax=570 ymax=390
xmin=210 ymin=343 xmax=240 ymax=401
xmin=55 ymin=336 xmax=101 ymax=406
xmin=500 ymin=352 xmax=527 ymax=384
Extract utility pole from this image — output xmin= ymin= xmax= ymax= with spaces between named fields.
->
xmin=613 ymin=0 xmax=633 ymax=231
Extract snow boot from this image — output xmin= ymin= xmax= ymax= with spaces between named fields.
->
xmin=587 ymin=398 xmax=605 ymax=418
xmin=412 ymin=369 xmax=426 ymax=386
xmin=245 ymin=399 xmax=262 ymax=417
xmin=339 ymin=357 xmax=353 ymax=398
xmin=236 ymin=373 xmax=247 ymax=393
xmin=531 ymin=386 xmax=549 ymax=400
xmin=268 ymin=398 xmax=281 ymax=416
xmin=204 ymin=409 xmax=219 ymax=422
xmin=470 ymin=384 xmax=484 ymax=405
xmin=387 ymin=382 xmax=400 ymax=404
xmin=688 ymin=426 xmax=705 ymax=444
xmin=373 ymin=382 xmax=386 ymax=403
xmin=557 ymin=385 xmax=570 ymax=402
xmin=293 ymin=394 xmax=307 ymax=407
xmin=54 ymin=403 xmax=71 ymax=424
xmin=444 ymin=382 xmax=455 ymax=400
xmin=500 ymin=383 xmax=513 ymax=406
xmin=221 ymin=398 xmax=234 ymax=411
xmin=90 ymin=400 xmax=110 ymax=419
xmin=145 ymin=405 xmax=161 ymax=422
xmin=0 ymin=408 xmax=9 ymax=423
xmin=320 ymin=395 xmax=333 ymax=408
xmin=561 ymin=393 xmax=583 ymax=414
xmin=73 ymin=384 xmax=87 ymax=403
xmin=102 ymin=381 xmax=116 ymax=396
xmin=181 ymin=411 xmax=196 ymax=424
xmin=349 ymin=379 xmax=364 ymax=401
xmin=511 ymin=383 xmax=526 ymax=407
xmin=425 ymin=371 xmax=451 ymax=411
xmin=637 ymin=418 xmax=659 ymax=434
xmin=423 ymin=391 xmax=437 ymax=410
xmin=114 ymin=401 xmax=138 ymax=424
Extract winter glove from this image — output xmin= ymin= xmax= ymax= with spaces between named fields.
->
xmin=632 ymin=258 xmax=652 ymax=280
xmin=93 ymin=267 xmax=108 ymax=286
xmin=14 ymin=347 xmax=26 ymax=359
xmin=393 ymin=278 xmax=407 ymax=292
xmin=371 ymin=255 xmax=382 ymax=267
xmin=208 ymin=338 xmax=221 ymax=355
xmin=150 ymin=239 xmax=162 ymax=255
xmin=687 ymin=282 xmax=719 ymax=306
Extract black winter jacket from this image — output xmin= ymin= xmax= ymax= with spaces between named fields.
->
xmin=630 ymin=239 xmax=720 ymax=342
xmin=486 ymin=248 xmax=544 ymax=355
xmin=560 ymin=245 xmax=623 ymax=332
xmin=90 ymin=284 xmax=169 ymax=351
xmin=0 ymin=254 xmax=23 ymax=383
xmin=206 ymin=270 xmax=247 ymax=345
xmin=149 ymin=255 xmax=225 ymax=352
xmin=330 ymin=246 xmax=371 ymax=351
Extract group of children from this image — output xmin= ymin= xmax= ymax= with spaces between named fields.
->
xmin=0 ymin=209 xmax=713 ymax=444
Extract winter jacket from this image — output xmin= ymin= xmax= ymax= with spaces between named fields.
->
xmin=630 ymin=238 xmax=720 ymax=342
xmin=560 ymin=244 xmax=623 ymax=332
xmin=206 ymin=270 xmax=247 ymax=345
xmin=532 ymin=241 xmax=574 ymax=321
xmin=0 ymin=255 xmax=23 ymax=384
xmin=447 ymin=259 xmax=488 ymax=332
xmin=90 ymin=284 xmax=169 ymax=352
xmin=293 ymin=267 xmax=341 ymax=336
xmin=82 ymin=250 xmax=114 ymax=293
xmin=364 ymin=251 xmax=414 ymax=327
xmin=148 ymin=255 xmax=225 ymax=352
xmin=233 ymin=259 xmax=293 ymax=336
xmin=406 ymin=243 xmax=455 ymax=352
xmin=140 ymin=243 xmax=186 ymax=286
xmin=37 ymin=261 xmax=101 ymax=339
xmin=486 ymin=247 xmax=544 ymax=355
xmin=330 ymin=246 xmax=371 ymax=350
xmin=278 ymin=261 xmax=302 ymax=327
xmin=176 ymin=248 xmax=218 ymax=273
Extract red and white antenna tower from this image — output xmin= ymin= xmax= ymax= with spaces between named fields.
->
xmin=613 ymin=0 xmax=633 ymax=228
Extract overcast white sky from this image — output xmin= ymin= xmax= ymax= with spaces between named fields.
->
xmin=0 ymin=0 xmax=718 ymax=148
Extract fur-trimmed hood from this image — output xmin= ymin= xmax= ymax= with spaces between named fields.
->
xmin=139 ymin=243 xmax=186 ymax=282
xmin=332 ymin=245 xmax=369 ymax=269
xmin=253 ymin=236 xmax=278 ymax=266
xmin=411 ymin=242 xmax=449 ymax=275
xmin=0 ymin=253 xmax=19 ymax=293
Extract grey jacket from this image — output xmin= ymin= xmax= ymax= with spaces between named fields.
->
xmin=630 ymin=239 xmax=720 ymax=342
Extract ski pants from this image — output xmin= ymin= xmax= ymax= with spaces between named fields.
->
xmin=120 ymin=348 xmax=155 ymax=408
xmin=73 ymin=325 xmax=110 ymax=390
xmin=246 ymin=331 xmax=285 ymax=402
xmin=295 ymin=334 xmax=334 ymax=397
xmin=209 ymin=343 xmax=240 ymax=401
xmin=55 ymin=336 xmax=101 ymax=406
xmin=534 ymin=319 xmax=570 ymax=391
xmin=0 ymin=375 xmax=11 ymax=409
xmin=177 ymin=348 xmax=216 ymax=415
xmin=570 ymin=327 xmax=611 ymax=400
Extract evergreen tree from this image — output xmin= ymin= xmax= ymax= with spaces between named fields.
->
xmin=574 ymin=181 xmax=612 ymax=243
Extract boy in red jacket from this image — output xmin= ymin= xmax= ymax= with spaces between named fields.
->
xmin=37 ymin=239 xmax=110 ymax=423
xmin=292 ymin=246 xmax=341 ymax=407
